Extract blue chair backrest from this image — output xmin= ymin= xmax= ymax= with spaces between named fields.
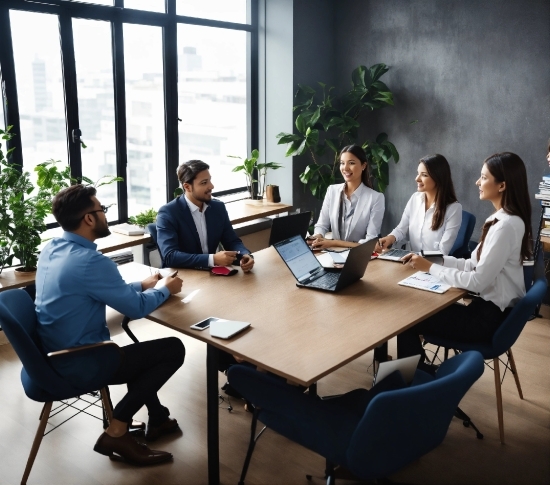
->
xmin=0 ymin=290 xmax=78 ymax=400
xmin=147 ymin=222 xmax=164 ymax=267
xmin=450 ymin=210 xmax=476 ymax=258
xmin=491 ymin=277 xmax=547 ymax=357
xmin=347 ymin=351 xmax=484 ymax=479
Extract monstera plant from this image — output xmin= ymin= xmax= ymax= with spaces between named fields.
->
xmin=276 ymin=63 xmax=400 ymax=199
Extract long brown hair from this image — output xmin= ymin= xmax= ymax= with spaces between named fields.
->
xmin=339 ymin=145 xmax=373 ymax=189
xmin=477 ymin=152 xmax=532 ymax=261
xmin=419 ymin=154 xmax=458 ymax=230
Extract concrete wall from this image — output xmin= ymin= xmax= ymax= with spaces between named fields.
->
xmin=331 ymin=0 xmax=550 ymax=239
xmin=291 ymin=0 xmax=336 ymax=216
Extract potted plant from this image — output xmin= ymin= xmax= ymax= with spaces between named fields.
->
xmin=276 ymin=64 xmax=400 ymax=198
xmin=0 ymin=126 xmax=122 ymax=273
xmin=128 ymin=208 xmax=158 ymax=228
xmin=229 ymin=149 xmax=283 ymax=200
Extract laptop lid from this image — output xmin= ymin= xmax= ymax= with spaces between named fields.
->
xmin=375 ymin=354 xmax=421 ymax=385
xmin=268 ymin=211 xmax=312 ymax=246
xmin=273 ymin=234 xmax=325 ymax=284
xmin=333 ymin=237 xmax=378 ymax=290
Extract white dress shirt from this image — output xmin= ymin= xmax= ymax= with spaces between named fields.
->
xmin=430 ymin=209 xmax=526 ymax=311
xmin=314 ymin=183 xmax=385 ymax=243
xmin=389 ymin=192 xmax=462 ymax=255
xmin=185 ymin=195 xmax=215 ymax=267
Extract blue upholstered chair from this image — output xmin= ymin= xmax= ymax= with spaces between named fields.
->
xmin=147 ymin=222 xmax=164 ymax=267
xmin=0 ymin=289 xmax=122 ymax=484
xmin=424 ymin=275 xmax=547 ymax=444
xmin=228 ymin=351 xmax=484 ymax=485
xmin=450 ymin=210 xmax=476 ymax=258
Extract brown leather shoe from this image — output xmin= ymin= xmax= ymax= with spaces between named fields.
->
xmin=94 ymin=431 xmax=172 ymax=466
xmin=145 ymin=417 xmax=180 ymax=442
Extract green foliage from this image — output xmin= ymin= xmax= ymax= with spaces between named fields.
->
xmin=276 ymin=63 xmax=400 ymax=199
xmin=128 ymin=208 xmax=158 ymax=228
xmin=0 ymin=127 xmax=122 ymax=272
xmin=229 ymin=149 xmax=283 ymax=199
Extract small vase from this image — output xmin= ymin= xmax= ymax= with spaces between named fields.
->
xmin=266 ymin=185 xmax=281 ymax=203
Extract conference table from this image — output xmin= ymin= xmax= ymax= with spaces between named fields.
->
xmin=118 ymin=248 xmax=466 ymax=485
xmin=0 ymin=199 xmax=291 ymax=293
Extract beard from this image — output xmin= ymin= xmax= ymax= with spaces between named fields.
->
xmin=92 ymin=215 xmax=111 ymax=239
xmin=191 ymin=188 xmax=212 ymax=204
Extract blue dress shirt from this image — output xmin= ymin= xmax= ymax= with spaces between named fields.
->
xmin=35 ymin=232 xmax=170 ymax=354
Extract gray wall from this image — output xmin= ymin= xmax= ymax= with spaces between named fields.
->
xmin=292 ymin=0 xmax=336 ymax=216
xmin=291 ymin=0 xmax=550 ymax=240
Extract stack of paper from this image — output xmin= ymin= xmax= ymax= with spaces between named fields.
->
xmin=398 ymin=271 xmax=450 ymax=294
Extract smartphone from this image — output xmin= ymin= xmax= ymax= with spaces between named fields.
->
xmin=190 ymin=316 xmax=219 ymax=331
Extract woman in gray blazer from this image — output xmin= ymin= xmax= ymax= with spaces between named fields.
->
xmin=309 ymin=145 xmax=384 ymax=250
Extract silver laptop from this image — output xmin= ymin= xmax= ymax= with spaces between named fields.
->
xmin=273 ymin=235 xmax=377 ymax=292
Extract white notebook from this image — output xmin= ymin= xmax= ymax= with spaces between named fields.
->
xmin=398 ymin=271 xmax=450 ymax=294
xmin=209 ymin=320 xmax=251 ymax=339
xmin=111 ymin=223 xmax=145 ymax=236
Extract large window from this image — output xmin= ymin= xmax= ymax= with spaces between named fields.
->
xmin=177 ymin=24 xmax=248 ymax=192
xmin=0 ymin=0 xmax=257 ymax=225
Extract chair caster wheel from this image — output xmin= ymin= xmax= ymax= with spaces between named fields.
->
xmin=306 ymin=475 xmax=313 ymax=481
xmin=463 ymin=420 xmax=470 ymax=427
xmin=476 ymin=432 xmax=484 ymax=439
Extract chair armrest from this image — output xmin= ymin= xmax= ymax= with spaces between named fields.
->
xmin=47 ymin=340 xmax=120 ymax=358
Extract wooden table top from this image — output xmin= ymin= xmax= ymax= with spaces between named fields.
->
xmin=225 ymin=199 xmax=292 ymax=225
xmin=119 ymin=249 xmax=466 ymax=387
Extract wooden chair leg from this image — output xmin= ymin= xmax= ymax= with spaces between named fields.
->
xmin=507 ymin=348 xmax=524 ymax=400
xmin=22 ymin=402 xmax=52 ymax=485
xmin=100 ymin=388 xmax=113 ymax=424
xmin=493 ymin=358 xmax=505 ymax=444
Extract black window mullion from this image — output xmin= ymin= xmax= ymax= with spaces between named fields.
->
xmin=164 ymin=0 xmax=179 ymax=202
xmin=248 ymin=0 xmax=259 ymax=196
xmin=59 ymin=12 xmax=82 ymax=180
xmin=112 ymin=6 xmax=128 ymax=222
xmin=0 ymin=7 xmax=23 ymax=169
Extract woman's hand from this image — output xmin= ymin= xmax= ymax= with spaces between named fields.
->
xmin=310 ymin=236 xmax=334 ymax=250
xmin=401 ymin=253 xmax=433 ymax=273
xmin=306 ymin=234 xmax=323 ymax=246
xmin=375 ymin=235 xmax=396 ymax=253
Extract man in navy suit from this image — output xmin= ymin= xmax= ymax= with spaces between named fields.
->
xmin=156 ymin=160 xmax=255 ymax=272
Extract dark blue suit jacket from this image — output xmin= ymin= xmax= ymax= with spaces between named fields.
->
xmin=156 ymin=196 xmax=250 ymax=269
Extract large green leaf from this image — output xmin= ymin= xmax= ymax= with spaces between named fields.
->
xmin=295 ymin=113 xmax=307 ymax=135
xmin=370 ymin=63 xmax=389 ymax=82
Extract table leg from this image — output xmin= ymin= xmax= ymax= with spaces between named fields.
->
xmin=206 ymin=345 xmax=220 ymax=485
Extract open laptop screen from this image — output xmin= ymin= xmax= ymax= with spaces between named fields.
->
xmin=275 ymin=235 xmax=322 ymax=282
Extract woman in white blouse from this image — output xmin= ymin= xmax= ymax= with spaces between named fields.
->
xmin=375 ymin=154 xmax=462 ymax=255
xmin=308 ymin=145 xmax=384 ymax=250
xmin=397 ymin=152 xmax=532 ymax=369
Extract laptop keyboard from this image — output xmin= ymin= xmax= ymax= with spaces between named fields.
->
xmin=309 ymin=271 xmax=340 ymax=289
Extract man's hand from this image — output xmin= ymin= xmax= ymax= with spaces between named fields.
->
xmin=155 ymin=274 xmax=183 ymax=294
xmin=306 ymin=234 xmax=323 ymax=246
xmin=401 ymin=253 xmax=433 ymax=273
xmin=240 ymin=254 xmax=254 ymax=273
xmin=213 ymin=251 xmax=238 ymax=266
xmin=141 ymin=273 xmax=161 ymax=290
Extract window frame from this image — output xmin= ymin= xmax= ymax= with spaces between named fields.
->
xmin=0 ymin=0 xmax=258 ymax=225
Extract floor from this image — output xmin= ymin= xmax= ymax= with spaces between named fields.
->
xmin=0 ymin=311 xmax=548 ymax=485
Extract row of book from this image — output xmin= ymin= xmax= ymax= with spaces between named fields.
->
xmin=536 ymin=175 xmax=550 ymax=236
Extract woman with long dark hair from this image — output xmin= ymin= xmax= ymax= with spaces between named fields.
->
xmin=397 ymin=152 xmax=532 ymax=368
xmin=376 ymin=154 xmax=462 ymax=255
xmin=309 ymin=144 xmax=384 ymax=249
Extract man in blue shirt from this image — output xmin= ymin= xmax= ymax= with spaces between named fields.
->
xmin=36 ymin=184 xmax=184 ymax=466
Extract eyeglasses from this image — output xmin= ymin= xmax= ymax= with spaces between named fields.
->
xmin=81 ymin=205 xmax=108 ymax=219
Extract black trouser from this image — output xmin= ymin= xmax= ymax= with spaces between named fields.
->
xmin=108 ymin=337 xmax=185 ymax=426
xmin=397 ymin=297 xmax=511 ymax=360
